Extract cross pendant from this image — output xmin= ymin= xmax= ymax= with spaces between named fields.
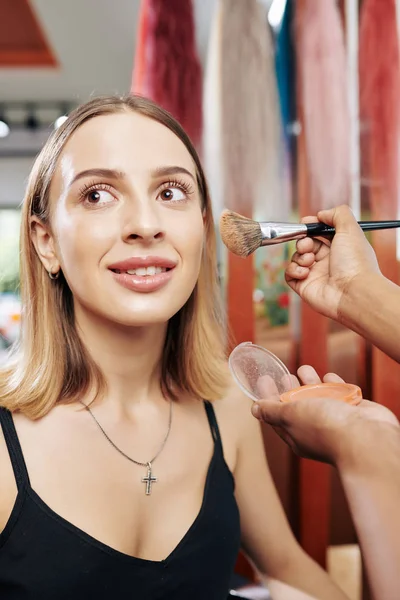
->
xmin=142 ymin=462 xmax=157 ymax=495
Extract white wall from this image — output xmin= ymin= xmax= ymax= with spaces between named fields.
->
xmin=0 ymin=158 xmax=34 ymax=207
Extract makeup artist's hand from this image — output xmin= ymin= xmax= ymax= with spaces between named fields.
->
xmin=252 ymin=365 xmax=398 ymax=466
xmin=285 ymin=205 xmax=380 ymax=321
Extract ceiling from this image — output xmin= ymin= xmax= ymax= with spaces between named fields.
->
xmin=0 ymin=0 xmax=274 ymax=165
xmin=0 ymin=0 xmax=275 ymax=206
xmin=0 ymin=0 xmax=218 ymax=103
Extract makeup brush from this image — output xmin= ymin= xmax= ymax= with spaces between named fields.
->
xmin=219 ymin=209 xmax=400 ymax=257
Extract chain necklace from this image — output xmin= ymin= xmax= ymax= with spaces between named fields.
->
xmin=80 ymin=397 xmax=173 ymax=495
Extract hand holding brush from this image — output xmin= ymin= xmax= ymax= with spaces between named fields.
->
xmin=284 ymin=206 xmax=381 ymax=322
xmin=219 ymin=208 xmax=400 ymax=258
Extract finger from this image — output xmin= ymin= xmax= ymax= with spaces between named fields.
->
xmin=252 ymin=397 xmax=286 ymax=427
xmin=296 ymin=252 xmax=315 ymax=268
xmin=297 ymin=365 xmax=322 ymax=385
xmin=296 ymin=236 xmax=329 ymax=256
xmin=257 ymin=374 xmax=279 ymax=399
xmin=280 ymin=373 xmax=300 ymax=392
xmin=300 ymin=215 xmax=319 ymax=224
xmin=285 ymin=262 xmax=310 ymax=281
xmin=296 ymin=237 xmax=316 ymax=254
xmin=318 ymin=205 xmax=363 ymax=238
xmin=322 ymin=372 xmax=345 ymax=384
xmin=313 ymin=239 xmax=332 ymax=259
xmin=291 ymin=374 xmax=300 ymax=388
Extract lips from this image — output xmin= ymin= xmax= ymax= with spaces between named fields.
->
xmin=108 ymin=256 xmax=177 ymax=294
xmin=108 ymin=256 xmax=177 ymax=273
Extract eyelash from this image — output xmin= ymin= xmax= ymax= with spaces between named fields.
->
xmin=78 ymin=181 xmax=114 ymax=204
xmin=78 ymin=178 xmax=194 ymax=205
xmin=158 ymin=178 xmax=194 ymax=202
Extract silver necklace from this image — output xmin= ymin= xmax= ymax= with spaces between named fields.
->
xmin=80 ymin=397 xmax=173 ymax=495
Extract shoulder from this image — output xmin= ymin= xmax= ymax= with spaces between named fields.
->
xmin=213 ymin=376 xmax=259 ymax=432
xmin=211 ymin=375 xmax=264 ymax=473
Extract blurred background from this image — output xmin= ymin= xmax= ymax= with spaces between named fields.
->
xmin=0 ymin=0 xmax=398 ymax=598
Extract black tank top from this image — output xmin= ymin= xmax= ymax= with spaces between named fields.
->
xmin=0 ymin=402 xmax=241 ymax=599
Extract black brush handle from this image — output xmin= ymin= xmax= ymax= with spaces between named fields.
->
xmin=306 ymin=220 xmax=400 ymax=236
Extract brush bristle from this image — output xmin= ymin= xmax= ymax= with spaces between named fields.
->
xmin=219 ymin=210 xmax=262 ymax=257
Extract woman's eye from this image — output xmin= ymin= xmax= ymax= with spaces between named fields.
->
xmin=85 ymin=189 xmax=115 ymax=205
xmin=159 ymin=187 xmax=186 ymax=203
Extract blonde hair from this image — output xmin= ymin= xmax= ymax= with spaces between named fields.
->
xmin=0 ymin=95 xmax=228 ymax=419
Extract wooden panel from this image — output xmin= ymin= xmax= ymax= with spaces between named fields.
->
xmin=298 ymin=306 xmax=331 ymax=567
xmin=295 ymin=0 xmax=331 ymax=566
xmin=369 ymin=172 xmax=400 ymax=418
xmin=0 ymin=0 xmax=57 ymax=67
xmin=371 ymin=234 xmax=400 ymax=416
xmin=227 ymin=252 xmax=255 ymax=349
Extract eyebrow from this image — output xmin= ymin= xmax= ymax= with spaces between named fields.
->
xmin=70 ymin=168 xmax=125 ymax=186
xmin=150 ymin=166 xmax=196 ymax=181
xmin=70 ymin=165 xmax=196 ymax=187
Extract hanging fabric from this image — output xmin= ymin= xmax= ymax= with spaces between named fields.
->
xmin=359 ymin=0 xmax=400 ymax=219
xmin=204 ymin=0 xmax=286 ymax=221
xmin=131 ymin=0 xmax=150 ymax=93
xmin=203 ymin=0 xmax=224 ymax=221
xmin=295 ymin=0 xmax=351 ymax=211
xmin=274 ymin=0 xmax=295 ymax=148
xmin=345 ymin=0 xmax=361 ymax=219
xmin=131 ymin=0 xmax=203 ymax=148
xmin=273 ymin=0 xmax=295 ymax=219
xmin=359 ymin=0 xmax=400 ymax=418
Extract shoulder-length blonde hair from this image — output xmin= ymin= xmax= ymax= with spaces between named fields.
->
xmin=0 ymin=95 xmax=228 ymax=419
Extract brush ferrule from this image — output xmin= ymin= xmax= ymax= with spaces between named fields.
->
xmin=259 ymin=223 xmax=308 ymax=245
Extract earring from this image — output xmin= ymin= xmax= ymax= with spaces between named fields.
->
xmin=48 ymin=270 xmax=60 ymax=280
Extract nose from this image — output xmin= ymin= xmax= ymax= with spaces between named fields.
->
xmin=121 ymin=199 xmax=165 ymax=244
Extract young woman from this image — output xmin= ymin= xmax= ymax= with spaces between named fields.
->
xmin=0 ymin=95 xmax=347 ymax=599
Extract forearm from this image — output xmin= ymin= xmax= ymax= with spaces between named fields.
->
xmin=261 ymin=548 xmax=348 ymax=600
xmin=339 ymin=272 xmax=400 ymax=363
xmin=338 ymin=427 xmax=400 ymax=600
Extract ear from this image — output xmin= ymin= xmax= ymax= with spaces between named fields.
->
xmin=30 ymin=217 xmax=60 ymax=275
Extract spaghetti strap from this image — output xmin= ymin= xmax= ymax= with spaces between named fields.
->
xmin=203 ymin=401 xmax=223 ymax=450
xmin=0 ymin=407 xmax=30 ymax=490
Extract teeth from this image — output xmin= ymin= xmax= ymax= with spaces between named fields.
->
xmin=125 ymin=266 xmax=166 ymax=276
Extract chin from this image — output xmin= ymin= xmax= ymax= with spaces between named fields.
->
xmin=101 ymin=301 xmax=186 ymax=329
xmin=112 ymin=312 xmax=172 ymax=328
xmin=75 ymin=289 xmax=193 ymax=329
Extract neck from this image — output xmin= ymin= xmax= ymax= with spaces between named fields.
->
xmin=74 ymin=304 xmax=168 ymax=410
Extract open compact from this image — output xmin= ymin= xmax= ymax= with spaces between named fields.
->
xmin=229 ymin=342 xmax=362 ymax=405
xmin=228 ymin=342 xmax=293 ymax=401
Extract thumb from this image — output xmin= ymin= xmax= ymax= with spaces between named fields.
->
xmin=252 ymin=398 xmax=286 ymax=427
xmin=317 ymin=205 xmax=363 ymax=237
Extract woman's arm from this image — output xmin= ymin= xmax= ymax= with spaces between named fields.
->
xmin=227 ymin=387 xmax=348 ymax=600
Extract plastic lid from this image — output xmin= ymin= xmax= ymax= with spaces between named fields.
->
xmin=229 ymin=342 xmax=293 ymax=402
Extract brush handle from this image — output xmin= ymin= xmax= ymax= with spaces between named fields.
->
xmin=306 ymin=220 xmax=400 ymax=236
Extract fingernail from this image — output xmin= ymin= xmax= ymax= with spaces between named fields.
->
xmin=252 ymin=403 xmax=260 ymax=419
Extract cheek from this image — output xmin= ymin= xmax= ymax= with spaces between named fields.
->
xmin=173 ymin=214 xmax=204 ymax=271
xmin=52 ymin=208 xmax=117 ymax=276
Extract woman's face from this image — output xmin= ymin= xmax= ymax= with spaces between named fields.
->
xmin=39 ymin=112 xmax=205 ymax=326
